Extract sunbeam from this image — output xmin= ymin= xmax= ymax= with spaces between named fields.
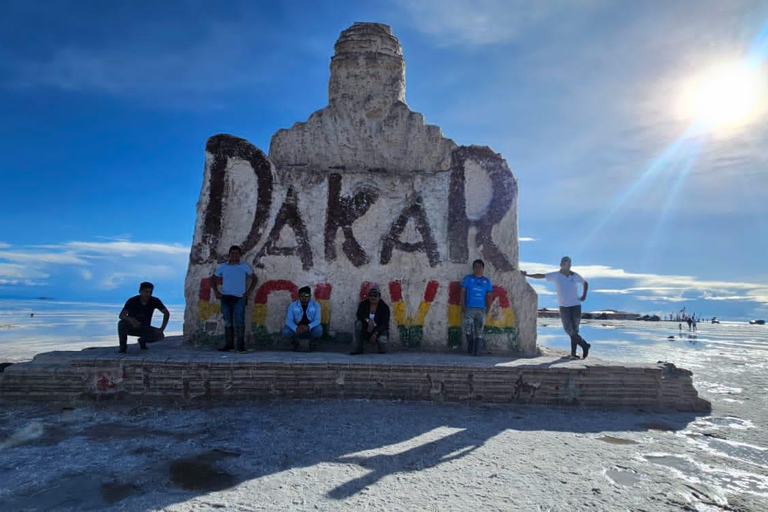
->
xmin=581 ymin=18 xmax=768 ymax=253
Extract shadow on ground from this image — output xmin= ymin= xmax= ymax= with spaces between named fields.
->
xmin=0 ymin=399 xmax=703 ymax=510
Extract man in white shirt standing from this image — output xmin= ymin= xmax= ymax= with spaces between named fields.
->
xmin=211 ymin=245 xmax=257 ymax=353
xmin=521 ymin=256 xmax=591 ymax=359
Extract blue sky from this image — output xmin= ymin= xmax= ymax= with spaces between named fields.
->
xmin=1 ymin=0 xmax=767 ymax=320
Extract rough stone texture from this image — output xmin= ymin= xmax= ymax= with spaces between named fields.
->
xmin=271 ymin=23 xmax=456 ymax=172
xmin=0 ymin=341 xmax=710 ymax=412
xmin=183 ymin=22 xmax=537 ymax=354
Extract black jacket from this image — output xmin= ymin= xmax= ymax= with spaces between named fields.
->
xmin=356 ymin=299 xmax=390 ymax=336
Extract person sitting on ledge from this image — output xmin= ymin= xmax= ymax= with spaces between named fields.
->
xmin=521 ymin=256 xmax=591 ymax=359
xmin=117 ymin=282 xmax=169 ymax=353
xmin=351 ymin=286 xmax=390 ymax=355
xmin=281 ymin=286 xmax=323 ymax=352
xmin=212 ymin=245 xmax=257 ymax=353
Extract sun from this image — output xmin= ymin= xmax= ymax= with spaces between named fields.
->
xmin=679 ymin=62 xmax=765 ymax=133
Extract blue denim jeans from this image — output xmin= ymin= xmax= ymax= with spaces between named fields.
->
xmin=220 ymin=296 xmax=246 ymax=328
xmin=281 ymin=325 xmax=323 ymax=340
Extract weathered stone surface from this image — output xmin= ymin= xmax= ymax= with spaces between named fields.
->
xmin=271 ymin=23 xmax=455 ymax=172
xmin=0 ymin=343 xmax=711 ymax=412
xmin=183 ymin=22 xmax=537 ymax=354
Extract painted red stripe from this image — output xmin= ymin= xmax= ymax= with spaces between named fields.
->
xmin=255 ymin=280 xmax=298 ymax=303
xmin=423 ymin=280 xmax=439 ymax=302
xmin=388 ymin=281 xmax=403 ymax=302
xmin=490 ymin=285 xmax=511 ymax=308
xmin=359 ymin=281 xmax=376 ymax=301
xmin=314 ymin=283 xmax=332 ymax=300
xmin=199 ymin=277 xmax=211 ymax=301
xmin=448 ymin=281 xmax=462 ymax=305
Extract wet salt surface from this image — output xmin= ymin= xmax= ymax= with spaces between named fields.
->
xmin=0 ymin=304 xmax=766 ymax=510
xmin=0 ymin=300 xmax=183 ymax=363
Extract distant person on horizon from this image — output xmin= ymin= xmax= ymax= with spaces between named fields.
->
xmin=117 ymin=282 xmax=169 ymax=353
xmin=281 ymin=286 xmax=323 ymax=352
xmin=211 ymin=245 xmax=257 ymax=353
xmin=461 ymin=259 xmax=493 ymax=356
xmin=521 ymin=256 xmax=591 ymax=359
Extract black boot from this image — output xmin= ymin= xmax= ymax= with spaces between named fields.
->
xmin=579 ymin=337 xmax=591 ymax=359
xmin=350 ymin=332 xmax=364 ymax=355
xmin=569 ymin=336 xmax=580 ymax=358
xmin=219 ymin=327 xmax=235 ymax=351
xmin=466 ymin=336 xmax=475 ymax=355
xmin=118 ymin=340 xmax=127 ymax=354
xmin=138 ymin=338 xmax=148 ymax=350
xmin=235 ymin=326 xmax=246 ymax=353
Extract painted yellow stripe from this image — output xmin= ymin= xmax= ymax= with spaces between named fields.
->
xmin=415 ymin=301 xmax=432 ymax=325
xmin=198 ymin=301 xmax=221 ymax=322
xmin=448 ymin=305 xmax=462 ymax=327
xmin=486 ymin=307 xmax=516 ymax=328
xmin=392 ymin=301 xmax=407 ymax=326
xmin=253 ymin=304 xmax=268 ymax=324
xmin=318 ymin=299 xmax=330 ymax=324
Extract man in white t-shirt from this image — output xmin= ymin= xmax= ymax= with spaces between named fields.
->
xmin=211 ymin=245 xmax=257 ymax=352
xmin=521 ymin=256 xmax=591 ymax=359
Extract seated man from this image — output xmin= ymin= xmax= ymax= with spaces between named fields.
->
xmin=281 ymin=286 xmax=323 ymax=351
xmin=117 ymin=282 xmax=170 ymax=353
xmin=351 ymin=286 xmax=390 ymax=355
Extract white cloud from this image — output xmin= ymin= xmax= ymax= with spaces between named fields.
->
xmin=0 ymin=250 xmax=88 ymax=265
xmin=530 ymin=284 xmax=555 ymax=296
xmin=0 ymin=263 xmax=49 ymax=280
xmin=395 ymin=0 xmax=602 ymax=46
xmin=0 ymin=242 xmax=10 ymax=249
xmin=518 ymin=237 xmax=537 ymax=242
xmin=59 ymin=241 xmax=189 ymax=257
xmin=99 ymin=264 xmax=180 ymax=290
xmin=0 ymin=239 xmax=190 ymax=294
xmin=521 ymin=260 xmax=768 ymax=306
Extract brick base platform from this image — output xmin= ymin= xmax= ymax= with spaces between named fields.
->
xmin=0 ymin=337 xmax=710 ymax=411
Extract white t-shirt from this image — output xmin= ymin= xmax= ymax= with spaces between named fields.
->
xmin=214 ymin=262 xmax=253 ymax=297
xmin=546 ymin=271 xmax=585 ymax=307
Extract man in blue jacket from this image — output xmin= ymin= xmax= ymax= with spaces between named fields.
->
xmin=281 ymin=286 xmax=323 ymax=351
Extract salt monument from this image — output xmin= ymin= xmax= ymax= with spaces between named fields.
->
xmin=184 ymin=22 xmax=538 ymax=354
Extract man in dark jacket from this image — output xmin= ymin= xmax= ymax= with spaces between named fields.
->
xmin=351 ymin=286 xmax=390 ymax=354
xmin=117 ymin=282 xmax=170 ymax=353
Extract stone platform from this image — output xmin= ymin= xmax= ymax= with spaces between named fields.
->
xmin=0 ymin=337 xmax=710 ymax=412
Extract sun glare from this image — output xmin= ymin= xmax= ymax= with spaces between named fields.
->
xmin=680 ymin=62 xmax=765 ymax=132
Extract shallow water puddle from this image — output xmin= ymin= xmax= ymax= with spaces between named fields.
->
xmin=0 ymin=474 xmax=141 ymax=510
xmin=597 ymin=435 xmax=638 ymax=445
xmin=169 ymin=449 xmax=241 ymax=491
xmin=644 ymin=454 xmax=693 ymax=472
xmin=605 ymin=468 xmax=640 ymax=486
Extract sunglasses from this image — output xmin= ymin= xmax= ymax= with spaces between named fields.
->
xmin=300 ymin=293 xmax=310 ymax=298
xmin=369 ymin=292 xmax=380 ymax=297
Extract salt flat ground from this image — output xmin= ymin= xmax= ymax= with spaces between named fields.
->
xmin=0 ymin=303 xmax=767 ymax=511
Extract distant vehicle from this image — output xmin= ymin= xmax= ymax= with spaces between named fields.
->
xmin=711 ymin=317 xmax=720 ymax=324
xmin=749 ymin=319 xmax=766 ymax=325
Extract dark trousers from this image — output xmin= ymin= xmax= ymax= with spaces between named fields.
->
xmin=559 ymin=305 xmax=588 ymax=356
xmin=353 ymin=321 xmax=389 ymax=354
xmin=118 ymin=320 xmax=164 ymax=351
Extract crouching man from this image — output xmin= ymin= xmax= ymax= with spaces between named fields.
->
xmin=117 ymin=282 xmax=169 ymax=353
xmin=281 ymin=286 xmax=323 ymax=352
xmin=351 ymin=286 xmax=390 ymax=355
